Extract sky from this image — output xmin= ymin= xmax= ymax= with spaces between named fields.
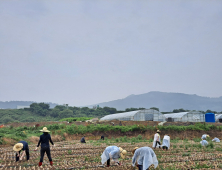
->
xmin=0 ymin=0 xmax=222 ymax=106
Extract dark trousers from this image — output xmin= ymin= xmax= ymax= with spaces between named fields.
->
xmin=107 ymin=159 xmax=110 ymax=166
xmin=154 ymin=141 xmax=161 ymax=148
xmin=138 ymin=165 xmax=149 ymax=170
xmin=40 ymin=146 xmax=52 ymax=162
xmin=16 ymin=148 xmax=29 ymax=162
xmin=101 ymin=136 xmax=104 ymax=140
xmin=162 ymin=146 xmax=168 ymax=150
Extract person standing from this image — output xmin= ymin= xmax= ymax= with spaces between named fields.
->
xmin=13 ymin=141 xmax=29 ymax=162
xmin=162 ymin=134 xmax=170 ymax=151
xmin=34 ymin=127 xmax=54 ymax=167
xmin=81 ymin=136 xmax=86 ymax=143
xmin=101 ymin=146 xmax=127 ymax=167
xmin=132 ymin=147 xmax=158 ymax=170
xmin=153 ymin=130 xmax=161 ymax=149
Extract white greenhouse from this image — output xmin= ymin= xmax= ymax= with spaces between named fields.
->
xmin=164 ymin=111 xmax=205 ymax=122
xmin=215 ymin=114 xmax=222 ymax=123
xmin=100 ymin=109 xmax=164 ymax=121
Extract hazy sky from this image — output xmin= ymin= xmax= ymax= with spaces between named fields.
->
xmin=0 ymin=0 xmax=222 ymax=106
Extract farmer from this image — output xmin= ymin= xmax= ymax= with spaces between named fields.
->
xmin=13 ymin=141 xmax=29 ymax=162
xmin=101 ymin=146 xmax=127 ymax=167
xmin=153 ymin=130 xmax=161 ymax=149
xmin=201 ymin=134 xmax=209 ymax=140
xmin=34 ymin=127 xmax=54 ymax=167
xmin=212 ymin=137 xmax=220 ymax=142
xmin=81 ymin=136 xmax=86 ymax=143
xmin=132 ymin=147 xmax=158 ymax=170
xmin=162 ymin=134 xmax=170 ymax=151
xmin=101 ymin=135 xmax=105 ymax=140
xmin=200 ymin=139 xmax=208 ymax=146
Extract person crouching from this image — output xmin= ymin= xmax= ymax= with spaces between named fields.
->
xmin=162 ymin=134 xmax=170 ymax=151
xmin=13 ymin=141 xmax=29 ymax=162
xmin=132 ymin=147 xmax=158 ymax=170
xmin=101 ymin=146 xmax=127 ymax=167
xmin=200 ymin=139 xmax=208 ymax=146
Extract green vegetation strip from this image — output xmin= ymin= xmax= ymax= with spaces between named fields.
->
xmin=1 ymin=123 xmax=222 ymax=145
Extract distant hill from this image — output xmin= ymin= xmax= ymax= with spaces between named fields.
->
xmin=0 ymin=101 xmax=57 ymax=109
xmin=90 ymin=91 xmax=222 ymax=112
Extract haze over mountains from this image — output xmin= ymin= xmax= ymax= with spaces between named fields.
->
xmin=90 ymin=91 xmax=222 ymax=112
xmin=0 ymin=101 xmax=57 ymax=109
xmin=1 ymin=92 xmax=222 ymax=112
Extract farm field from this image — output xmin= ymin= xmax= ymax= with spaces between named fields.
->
xmin=1 ymin=138 xmax=222 ymax=170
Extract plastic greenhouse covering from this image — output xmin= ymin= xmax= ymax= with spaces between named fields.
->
xmin=215 ymin=114 xmax=222 ymax=122
xmin=100 ymin=109 xmax=164 ymax=121
xmin=164 ymin=111 xmax=205 ymax=122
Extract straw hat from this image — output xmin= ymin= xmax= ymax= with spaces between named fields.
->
xmin=40 ymin=127 xmax=50 ymax=132
xmin=157 ymin=130 xmax=161 ymax=133
xmin=13 ymin=143 xmax=23 ymax=151
xmin=132 ymin=147 xmax=139 ymax=154
xmin=119 ymin=147 xmax=127 ymax=159
xmin=207 ymin=135 xmax=210 ymax=137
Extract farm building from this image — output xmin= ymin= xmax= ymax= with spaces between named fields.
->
xmin=215 ymin=114 xmax=222 ymax=123
xmin=164 ymin=111 xmax=205 ymax=122
xmin=100 ymin=109 xmax=164 ymax=121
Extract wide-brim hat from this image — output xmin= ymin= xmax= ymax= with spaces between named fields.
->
xmin=13 ymin=143 xmax=23 ymax=151
xmin=119 ymin=147 xmax=127 ymax=159
xmin=207 ymin=135 xmax=210 ymax=137
xmin=157 ymin=130 xmax=161 ymax=133
xmin=132 ymin=147 xmax=139 ymax=154
xmin=40 ymin=127 xmax=50 ymax=132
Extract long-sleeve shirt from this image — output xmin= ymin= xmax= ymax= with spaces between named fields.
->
xmin=37 ymin=133 xmax=54 ymax=147
xmin=200 ymin=140 xmax=208 ymax=146
xmin=80 ymin=137 xmax=86 ymax=143
xmin=162 ymin=135 xmax=170 ymax=149
xmin=212 ymin=138 xmax=220 ymax=142
xmin=201 ymin=134 xmax=207 ymax=140
xmin=101 ymin=146 xmax=120 ymax=164
xmin=132 ymin=147 xmax=158 ymax=170
xmin=18 ymin=141 xmax=29 ymax=151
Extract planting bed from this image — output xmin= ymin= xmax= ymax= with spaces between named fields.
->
xmin=0 ymin=139 xmax=222 ymax=170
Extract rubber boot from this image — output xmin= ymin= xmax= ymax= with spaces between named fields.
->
xmin=38 ymin=162 xmax=42 ymax=167
xmin=50 ymin=161 xmax=53 ymax=166
xmin=107 ymin=165 xmax=110 ymax=167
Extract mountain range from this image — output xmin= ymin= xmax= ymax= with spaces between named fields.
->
xmin=1 ymin=91 xmax=222 ymax=112
xmin=90 ymin=91 xmax=222 ymax=112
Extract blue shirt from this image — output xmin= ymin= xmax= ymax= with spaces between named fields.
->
xmin=37 ymin=133 xmax=54 ymax=147
xmin=18 ymin=141 xmax=28 ymax=151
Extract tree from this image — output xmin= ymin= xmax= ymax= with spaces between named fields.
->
xmin=50 ymin=108 xmax=60 ymax=117
xmin=150 ymin=107 xmax=159 ymax=111
xmin=103 ymin=107 xmax=117 ymax=114
xmin=59 ymin=109 xmax=74 ymax=119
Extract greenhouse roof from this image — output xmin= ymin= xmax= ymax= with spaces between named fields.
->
xmin=215 ymin=114 xmax=222 ymax=120
xmin=100 ymin=110 xmax=140 ymax=120
xmin=164 ymin=112 xmax=188 ymax=119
